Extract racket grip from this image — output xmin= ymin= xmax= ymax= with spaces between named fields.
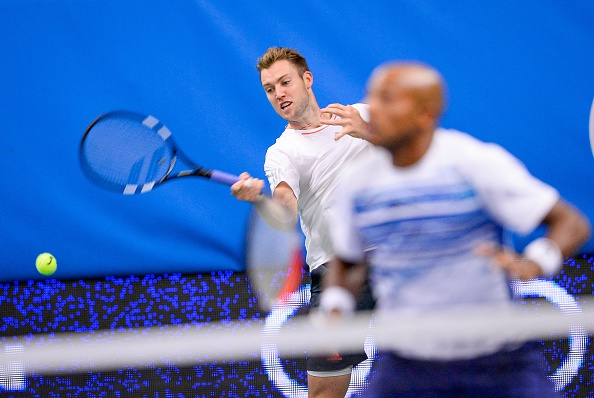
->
xmin=210 ymin=170 xmax=241 ymax=186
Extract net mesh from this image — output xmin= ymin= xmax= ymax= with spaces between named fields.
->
xmin=2 ymin=255 xmax=594 ymax=397
xmin=2 ymin=287 xmax=593 ymax=395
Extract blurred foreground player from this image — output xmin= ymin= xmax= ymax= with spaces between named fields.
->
xmin=321 ymin=61 xmax=591 ymax=397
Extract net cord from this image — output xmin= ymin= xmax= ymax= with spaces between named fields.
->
xmin=2 ymin=300 xmax=592 ymax=375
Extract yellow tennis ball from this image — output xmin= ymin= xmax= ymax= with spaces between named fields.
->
xmin=36 ymin=253 xmax=57 ymax=276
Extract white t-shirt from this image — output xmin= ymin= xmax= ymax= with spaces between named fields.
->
xmin=264 ymin=103 xmax=372 ymax=271
xmin=330 ymin=128 xmax=559 ymax=359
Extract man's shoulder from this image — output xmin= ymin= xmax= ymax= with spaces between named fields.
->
xmin=434 ymin=128 xmax=526 ymax=179
xmin=265 ymin=130 xmax=300 ymax=162
xmin=436 ymin=128 xmax=480 ymax=145
xmin=267 ymin=127 xmax=294 ymax=145
xmin=434 ymin=128 xmax=503 ymax=158
xmin=350 ymin=103 xmax=370 ymax=122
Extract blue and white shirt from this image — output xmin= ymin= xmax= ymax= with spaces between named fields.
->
xmin=330 ymin=128 xmax=559 ymax=359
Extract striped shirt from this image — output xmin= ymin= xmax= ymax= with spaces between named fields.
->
xmin=331 ymin=128 xmax=559 ymax=359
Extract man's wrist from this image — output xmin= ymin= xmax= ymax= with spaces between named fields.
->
xmin=319 ymin=286 xmax=356 ymax=315
xmin=252 ymin=194 xmax=266 ymax=204
xmin=523 ymin=237 xmax=563 ymax=276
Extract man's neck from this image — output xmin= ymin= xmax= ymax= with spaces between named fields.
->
xmin=392 ymin=130 xmax=434 ymax=167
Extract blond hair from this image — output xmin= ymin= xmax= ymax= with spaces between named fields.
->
xmin=256 ymin=47 xmax=310 ymax=76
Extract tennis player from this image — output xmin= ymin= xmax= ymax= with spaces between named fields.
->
xmin=231 ymin=47 xmax=374 ymax=398
xmin=321 ymin=61 xmax=591 ymax=397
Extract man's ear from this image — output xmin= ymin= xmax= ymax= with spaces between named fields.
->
xmin=303 ymin=71 xmax=313 ymax=89
xmin=419 ymin=99 xmax=441 ymax=125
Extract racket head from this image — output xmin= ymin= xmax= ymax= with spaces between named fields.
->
xmin=245 ymin=208 xmax=306 ymax=313
xmin=80 ymin=111 xmax=184 ymax=194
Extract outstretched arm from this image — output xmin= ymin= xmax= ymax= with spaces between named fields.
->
xmin=231 ymin=172 xmax=298 ymax=232
xmin=320 ymin=103 xmax=368 ymax=141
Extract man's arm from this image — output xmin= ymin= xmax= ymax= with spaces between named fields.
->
xmin=231 ymin=173 xmax=298 ymax=232
xmin=254 ymin=181 xmax=298 ymax=232
xmin=318 ymin=256 xmax=367 ymax=317
xmin=540 ymin=199 xmax=591 ymax=257
xmin=478 ymin=199 xmax=591 ymax=280
xmin=329 ymin=256 xmax=368 ymax=293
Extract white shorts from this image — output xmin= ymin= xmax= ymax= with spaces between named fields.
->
xmin=307 ymin=365 xmax=353 ymax=378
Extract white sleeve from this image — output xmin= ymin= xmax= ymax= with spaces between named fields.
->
xmin=351 ymin=103 xmax=370 ymax=123
xmin=464 ymin=142 xmax=559 ymax=235
xmin=264 ymin=145 xmax=301 ymax=198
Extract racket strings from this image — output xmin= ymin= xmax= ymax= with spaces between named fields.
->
xmin=81 ymin=113 xmax=174 ymax=192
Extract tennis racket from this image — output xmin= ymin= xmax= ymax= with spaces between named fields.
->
xmin=80 ymin=110 xmax=240 ymax=194
xmin=245 ymin=208 xmax=306 ymax=313
xmin=80 ymin=110 xmax=304 ymax=312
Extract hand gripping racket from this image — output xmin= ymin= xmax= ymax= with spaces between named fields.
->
xmin=80 ymin=111 xmax=240 ymax=194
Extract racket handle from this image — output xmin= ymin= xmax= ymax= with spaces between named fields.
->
xmin=210 ymin=170 xmax=240 ymax=186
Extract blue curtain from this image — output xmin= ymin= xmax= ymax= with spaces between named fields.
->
xmin=1 ymin=0 xmax=592 ymax=281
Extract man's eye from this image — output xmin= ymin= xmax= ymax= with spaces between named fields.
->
xmin=282 ymin=80 xmax=290 ymax=85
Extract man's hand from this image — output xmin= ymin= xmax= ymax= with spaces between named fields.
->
xmin=474 ymin=242 xmax=541 ymax=280
xmin=232 ymin=175 xmax=297 ymax=232
xmin=320 ymin=103 xmax=368 ymax=141
xmin=231 ymin=172 xmax=265 ymax=203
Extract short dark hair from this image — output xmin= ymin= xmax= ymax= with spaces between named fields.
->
xmin=256 ymin=47 xmax=310 ymax=76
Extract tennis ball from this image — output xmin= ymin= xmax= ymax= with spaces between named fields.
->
xmin=36 ymin=253 xmax=57 ymax=276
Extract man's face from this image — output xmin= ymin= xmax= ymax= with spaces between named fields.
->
xmin=365 ymin=69 xmax=423 ymax=150
xmin=260 ymin=59 xmax=312 ymax=122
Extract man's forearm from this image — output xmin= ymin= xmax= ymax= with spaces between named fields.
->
xmin=253 ymin=195 xmax=298 ymax=232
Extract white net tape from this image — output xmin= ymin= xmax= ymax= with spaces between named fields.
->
xmin=2 ymin=297 xmax=592 ymax=382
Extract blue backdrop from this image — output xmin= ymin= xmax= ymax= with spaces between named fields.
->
xmin=1 ymin=0 xmax=593 ymax=281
